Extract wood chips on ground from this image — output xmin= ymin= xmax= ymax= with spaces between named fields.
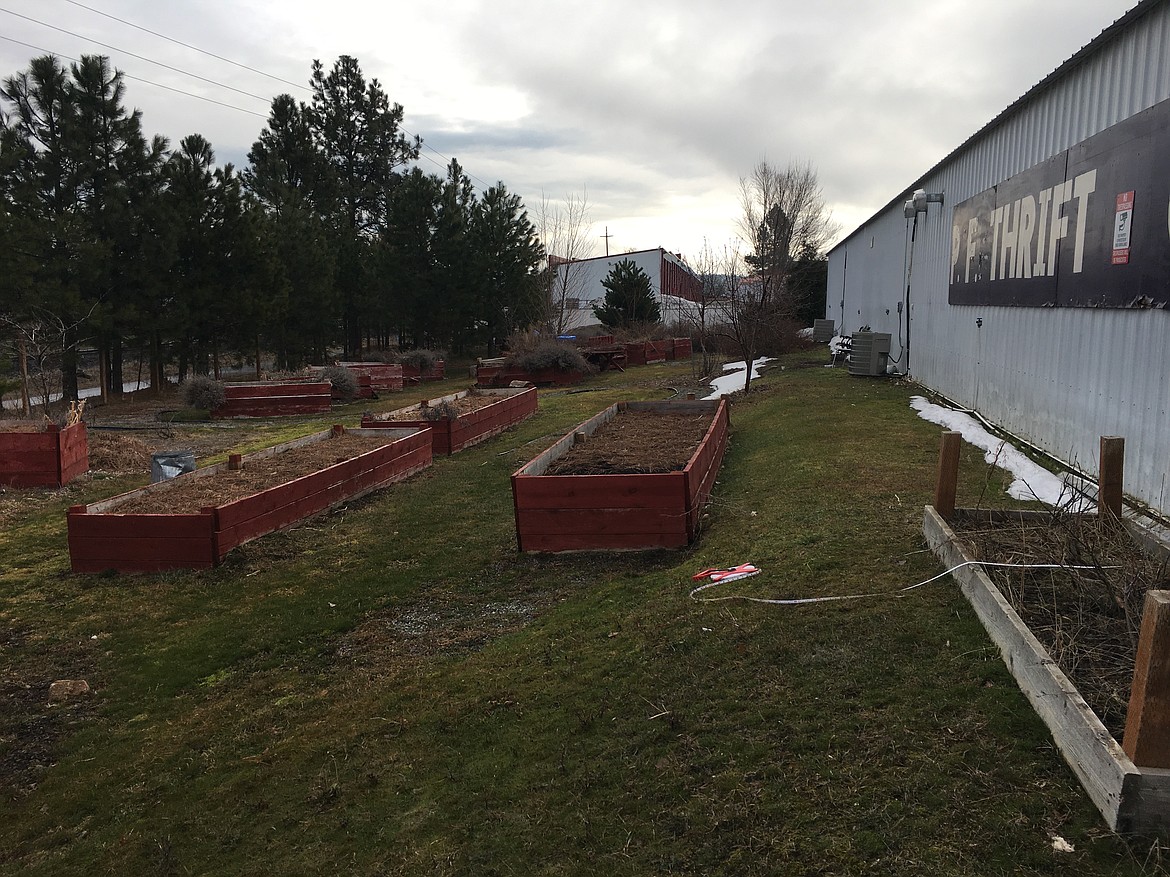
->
xmin=87 ymin=434 xmax=153 ymax=474
xmin=544 ymin=409 xmax=713 ymax=476
xmin=111 ymin=434 xmax=396 ymax=515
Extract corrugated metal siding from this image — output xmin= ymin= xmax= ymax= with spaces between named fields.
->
xmin=827 ymin=1 xmax=1170 ymax=515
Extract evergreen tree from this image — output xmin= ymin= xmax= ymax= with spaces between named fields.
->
xmin=308 ymin=55 xmax=420 ymax=358
xmin=593 ymin=258 xmax=660 ymax=328
xmin=471 ymin=183 xmax=544 ymax=354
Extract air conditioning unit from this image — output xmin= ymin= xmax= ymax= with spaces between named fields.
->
xmin=812 ymin=318 xmax=835 ymax=342
xmin=848 ymin=332 xmax=891 ymax=376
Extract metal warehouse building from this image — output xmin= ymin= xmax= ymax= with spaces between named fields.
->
xmin=827 ymin=0 xmax=1170 ymax=518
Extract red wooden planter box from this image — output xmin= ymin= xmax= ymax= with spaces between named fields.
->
xmin=401 ymin=360 xmax=446 ymax=383
xmin=622 ymin=343 xmax=648 ymax=367
xmin=212 ymin=381 xmax=332 ymax=418
xmin=67 ymin=426 xmax=430 ymax=573
xmin=336 ymin=363 xmax=404 ymax=398
xmin=645 ymin=340 xmax=672 ymax=363
xmin=475 ymin=364 xmax=585 ymax=388
xmin=0 ymin=422 xmax=88 ymax=488
xmin=511 ymin=399 xmax=730 ymax=552
xmin=361 ymin=387 xmax=537 ymax=455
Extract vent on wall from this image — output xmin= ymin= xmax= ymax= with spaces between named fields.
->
xmin=848 ymin=332 xmax=891 ymax=376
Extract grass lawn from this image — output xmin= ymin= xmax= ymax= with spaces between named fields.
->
xmin=1 ymin=355 xmax=1166 ymax=875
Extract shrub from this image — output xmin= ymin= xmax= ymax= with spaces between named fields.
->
xmin=419 ymin=399 xmax=460 ymax=421
xmin=321 ymin=366 xmax=359 ymax=402
xmin=399 ymin=349 xmax=444 ymax=375
xmin=183 ymin=375 xmax=226 ymax=411
xmin=505 ymin=339 xmax=594 ymax=374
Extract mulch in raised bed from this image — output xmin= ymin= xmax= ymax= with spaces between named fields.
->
xmin=113 ymin=434 xmax=397 ymax=515
xmin=544 ymin=409 xmax=713 ymax=476
xmin=953 ymin=512 xmax=1170 ymax=740
xmin=377 ymin=392 xmax=500 ymax=421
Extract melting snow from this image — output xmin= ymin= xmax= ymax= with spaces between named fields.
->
xmin=704 ymin=358 xmax=772 ymax=400
xmin=910 ymin=396 xmax=1092 ymax=511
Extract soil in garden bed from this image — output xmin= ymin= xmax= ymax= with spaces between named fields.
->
xmin=111 ymin=434 xmax=398 ymax=514
xmin=954 ymin=513 xmax=1170 ymax=740
xmin=545 ymin=409 xmax=713 ymax=476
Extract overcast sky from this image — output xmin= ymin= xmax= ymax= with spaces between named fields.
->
xmin=0 ymin=0 xmax=1140 ymax=262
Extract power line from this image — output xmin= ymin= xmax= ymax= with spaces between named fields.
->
xmin=2 ymin=6 xmax=495 ymax=189
xmin=0 ymin=7 xmax=272 ymax=104
xmin=61 ymin=0 xmax=309 ymax=94
xmin=0 ymin=33 xmax=268 ymax=119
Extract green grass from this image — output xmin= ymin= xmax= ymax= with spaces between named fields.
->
xmin=1 ymin=356 xmax=1164 ymax=875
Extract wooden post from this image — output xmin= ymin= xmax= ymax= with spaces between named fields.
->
xmin=1123 ymin=591 xmax=1170 ymax=768
xmin=686 ymin=392 xmax=696 ymax=400
xmin=228 ymin=454 xmax=243 ymax=471
xmin=1099 ymin=436 xmax=1124 ymax=519
xmin=934 ymin=431 xmax=961 ymax=519
xmin=331 ymin=424 xmax=345 ymax=437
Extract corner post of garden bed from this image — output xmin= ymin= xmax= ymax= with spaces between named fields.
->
xmin=933 ymin=431 xmax=962 ymax=519
xmin=1122 ymin=590 xmax=1170 ymax=768
xmin=1098 ymin=435 xmax=1125 ymax=519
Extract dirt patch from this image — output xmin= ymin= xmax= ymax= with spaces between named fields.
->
xmin=112 ymin=434 xmax=399 ymax=514
xmin=953 ymin=512 xmax=1169 ymax=739
xmin=545 ymin=409 xmax=713 ymax=475
xmin=87 ymin=433 xmax=153 ymax=474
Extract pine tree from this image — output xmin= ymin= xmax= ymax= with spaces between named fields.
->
xmin=592 ymin=258 xmax=660 ymax=328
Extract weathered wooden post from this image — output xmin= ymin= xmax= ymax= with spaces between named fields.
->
xmin=1099 ymin=436 xmax=1125 ymax=518
xmin=228 ymin=454 xmax=243 ymax=471
xmin=934 ymin=431 xmax=962 ymax=519
xmin=1122 ymin=591 xmax=1170 ymax=768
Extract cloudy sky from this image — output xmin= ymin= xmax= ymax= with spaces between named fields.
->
xmin=0 ymin=0 xmax=1139 ymax=261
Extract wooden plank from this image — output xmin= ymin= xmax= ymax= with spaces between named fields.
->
xmin=0 ymin=432 xmax=57 ymax=451
xmin=515 ymin=507 xmax=685 ymax=536
xmin=934 ymin=431 xmax=962 ymax=519
xmin=67 ymin=511 xmax=213 ymax=539
xmin=1099 ymin=435 xmax=1125 ymax=519
xmin=923 ymin=504 xmax=1132 ymax=830
xmin=1124 ymin=591 xmax=1170 ymax=768
xmin=519 ymin=531 xmax=688 ymax=552
xmin=514 ymin=474 xmax=683 ymax=509
xmin=69 ymin=535 xmax=218 ymax=565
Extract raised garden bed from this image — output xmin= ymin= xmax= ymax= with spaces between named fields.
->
xmin=67 ymin=426 xmax=430 ymax=573
xmin=212 ymin=381 xmax=332 ymax=418
xmin=511 ymin=399 xmax=730 ymax=552
xmin=924 ymin=434 xmax=1170 ymax=834
xmin=334 ymin=363 xmax=404 ymax=398
xmin=0 ymin=422 xmax=88 ymax=488
xmin=474 ymin=361 xmax=585 ymax=388
xmin=361 ymin=387 xmax=537 ymax=456
xmin=401 ymin=360 xmax=445 ymax=383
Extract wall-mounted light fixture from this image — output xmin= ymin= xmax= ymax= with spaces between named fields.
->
xmin=911 ymin=188 xmax=944 ymax=213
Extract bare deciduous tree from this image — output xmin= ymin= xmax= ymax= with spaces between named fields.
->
xmin=724 ymin=160 xmax=837 ymax=393
xmin=536 ymin=189 xmax=595 ymax=335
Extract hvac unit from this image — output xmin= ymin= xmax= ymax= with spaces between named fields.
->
xmin=848 ymin=332 xmax=891 ymax=376
xmin=812 ymin=318 xmax=835 ymax=342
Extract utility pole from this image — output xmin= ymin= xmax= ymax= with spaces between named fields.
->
xmin=601 ymin=226 xmax=612 ymax=257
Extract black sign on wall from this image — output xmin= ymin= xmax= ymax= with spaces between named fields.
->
xmin=949 ymin=96 xmax=1170 ymax=308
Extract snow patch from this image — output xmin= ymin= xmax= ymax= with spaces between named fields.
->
xmin=910 ymin=396 xmax=1092 ymax=511
xmin=704 ymin=358 xmax=772 ymax=400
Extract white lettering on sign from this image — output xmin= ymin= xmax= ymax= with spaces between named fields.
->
xmin=958 ymin=170 xmax=1097 ymax=285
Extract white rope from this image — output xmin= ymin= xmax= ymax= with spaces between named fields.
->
xmin=689 ymin=560 xmax=1120 ymax=606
